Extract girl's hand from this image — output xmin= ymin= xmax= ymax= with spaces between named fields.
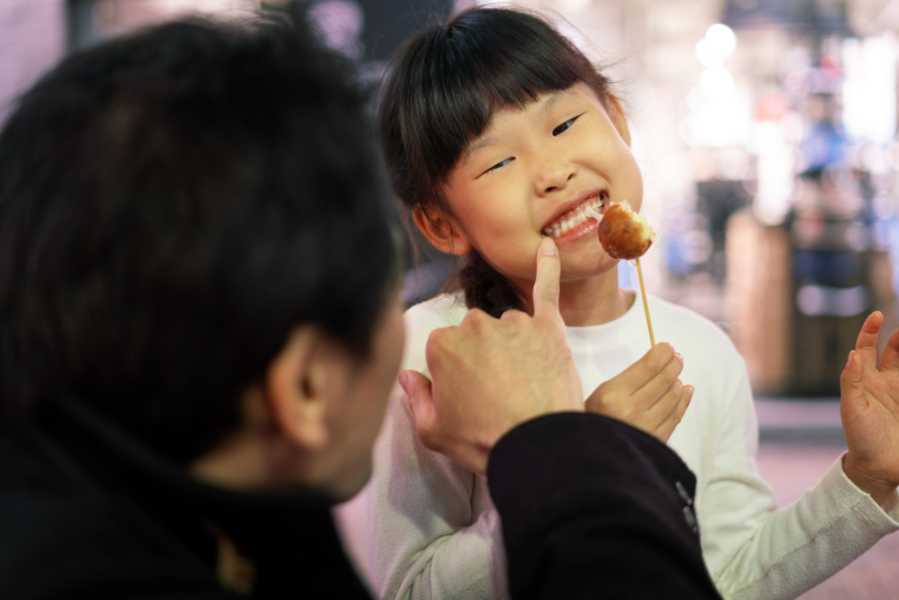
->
xmin=841 ymin=311 xmax=899 ymax=509
xmin=585 ymin=344 xmax=693 ymax=443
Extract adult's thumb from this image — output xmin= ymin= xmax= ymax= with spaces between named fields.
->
xmin=399 ymin=370 xmax=436 ymax=435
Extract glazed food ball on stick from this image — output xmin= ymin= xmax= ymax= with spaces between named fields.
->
xmin=589 ymin=201 xmax=657 ymax=347
xmin=597 ymin=201 xmax=654 ymax=261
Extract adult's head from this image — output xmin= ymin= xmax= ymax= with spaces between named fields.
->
xmin=0 ymin=12 xmax=403 ymax=500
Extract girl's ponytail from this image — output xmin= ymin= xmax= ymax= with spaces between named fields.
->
xmin=457 ymin=252 xmax=523 ymax=317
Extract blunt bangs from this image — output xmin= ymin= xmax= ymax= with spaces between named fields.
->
xmin=380 ymin=8 xmax=608 ymax=208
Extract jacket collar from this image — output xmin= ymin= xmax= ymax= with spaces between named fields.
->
xmin=30 ymin=396 xmax=365 ymax=595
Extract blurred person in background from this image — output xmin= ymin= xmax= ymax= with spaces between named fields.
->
xmin=0 ymin=7 xmax=724 ymax=600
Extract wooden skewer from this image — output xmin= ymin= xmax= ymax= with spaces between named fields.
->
xmin=634 ymin=257 xmax=655 ymax=348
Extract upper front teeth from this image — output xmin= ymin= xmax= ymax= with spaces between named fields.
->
xmin=542 ymin=196 xmax=605 ymax=238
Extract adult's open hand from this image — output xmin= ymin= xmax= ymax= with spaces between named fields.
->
xmin=399 ymin=238 xmax=583 ymax=474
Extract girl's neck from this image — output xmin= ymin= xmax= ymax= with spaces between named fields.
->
xmin=517 ymin=267 xmax=633 ymax=327
xmin=558 ymin=275 xmax=632 ymax=327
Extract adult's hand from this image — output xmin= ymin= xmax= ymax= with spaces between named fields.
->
xmin=399 ymin=237 xmax=583 ymax=474
xmin=585 ymin=344 xmax=693 ymax=443
xmin=840 ymin=311 xmax=899 ymax=510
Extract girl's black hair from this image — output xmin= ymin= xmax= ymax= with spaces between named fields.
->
xmin=379 ymin=7 xmax=613 ymax=316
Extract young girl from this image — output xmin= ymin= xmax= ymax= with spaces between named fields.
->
xmin=337 ymin=7 xmax=899 ymax=600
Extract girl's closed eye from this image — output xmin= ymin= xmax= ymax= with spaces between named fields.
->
xmin=552 ymin=112 xmax=585 ymax=136
xmin=477 ymin=156 xmax=516 ymax=178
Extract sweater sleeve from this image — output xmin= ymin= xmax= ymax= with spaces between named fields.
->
xmin=487 ymin=412 xmax=722 ymax=600
xmin=700 ymin=357 xmax=899 ymax=600
xmin=334 ymin=382 xmax=506 ymax=600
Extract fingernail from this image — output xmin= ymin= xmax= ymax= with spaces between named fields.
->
xmin=540 ymin=238 xmax=557 ymax=256
xmin=845 ymin=351 xmax=854 ymax=370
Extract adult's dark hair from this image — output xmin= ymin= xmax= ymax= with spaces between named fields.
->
xmin=0 ymin=13 xmax=399 ymax=463
xmin=378 ymin=7 xmax=613 ymax=316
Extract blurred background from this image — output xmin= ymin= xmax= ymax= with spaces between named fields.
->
xmin=2 ymin=1 xmax=898 ymax=597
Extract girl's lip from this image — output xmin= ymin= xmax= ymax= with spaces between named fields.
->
xmin=552 ymin=215 xmax=600 ymax=244
xmin=541 ymin=190 xmax=608 ymax=232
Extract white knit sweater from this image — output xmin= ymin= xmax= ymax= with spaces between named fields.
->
xmin=336 ymin=291 xmax=899 ymax=600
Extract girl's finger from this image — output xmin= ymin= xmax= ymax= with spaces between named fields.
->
xmin=657 ymin=385 xmax=693 ymax=442
xmin=611 ymin=343 xmax=678 ymax=394
xmin=632 ymin=351 xmax=683 ymax=407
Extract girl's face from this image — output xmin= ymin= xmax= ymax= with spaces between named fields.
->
xmin=429 ymin=83 xmax=643 ymax=289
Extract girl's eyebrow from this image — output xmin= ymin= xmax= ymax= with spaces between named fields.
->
xmin=463 ymin=136 xmax=499 ymax=162
xmin=462 ymin=91 xmax=570 ymax=163
xmin=539 ymin=91 xmax=566 ymax=114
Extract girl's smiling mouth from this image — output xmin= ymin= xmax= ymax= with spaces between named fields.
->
xmin=541 ymin=191 xmax=608 ymax=240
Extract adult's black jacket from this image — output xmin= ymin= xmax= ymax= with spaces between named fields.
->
xmin=489 ymin=412 xmax=722 ymax=599
xmin=0 ymin=399 xmax=720 ymax=599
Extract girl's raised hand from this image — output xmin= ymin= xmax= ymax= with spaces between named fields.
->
xmin=840 ymin=311 xmax=899 ymax=509
xmin=585 ymin=345 xmax=693 ymax=443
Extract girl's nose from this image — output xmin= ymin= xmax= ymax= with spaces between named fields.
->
xmin=534 ymin=162 xmax=575 ymax=196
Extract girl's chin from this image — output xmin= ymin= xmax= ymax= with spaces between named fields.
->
xmin=558 ymin=255 xmax=620 ymax=280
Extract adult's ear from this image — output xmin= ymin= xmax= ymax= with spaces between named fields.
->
xmin=411 ymin=204 xmax=471 ymax=256
xmin=605 ymin=94 xmax=632 ymax=146
xmin=264 ymin=325 xmax=348 ymax=452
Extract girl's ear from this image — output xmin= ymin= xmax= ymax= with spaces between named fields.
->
xmin=411 ymin=204 xmax=471 ymax=256
xmin=606 ymin=94 xmax=632 ymax=146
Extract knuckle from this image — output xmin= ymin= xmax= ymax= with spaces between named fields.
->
xmin=425 ymin=328 xmax=449 ymax=362
xmin=593 ymin=382 xmax=614 ymax=402
xmin=424 ymin=340 xmax=439 ymax=368
xmin=585 ymin=395 xmax=602 ymax=412
xmin=500 ymin=309 xmax=527 ymax=324
xmin=465 ymin=308 xmax=490 ymax=329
